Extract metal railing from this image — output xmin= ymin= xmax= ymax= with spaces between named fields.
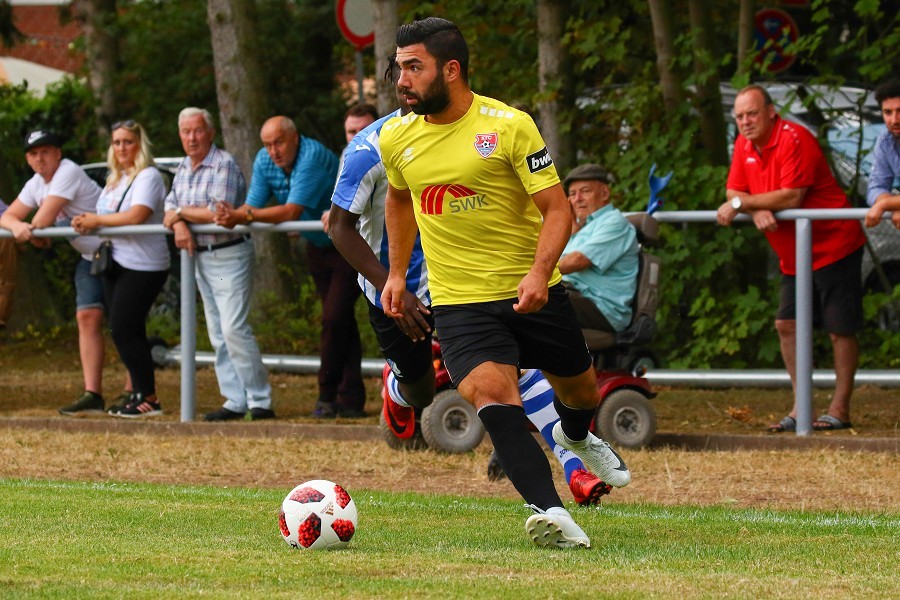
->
xmin=2 ymin=209 xmax=897 ymax=436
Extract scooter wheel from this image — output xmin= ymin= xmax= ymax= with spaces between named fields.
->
xmin=421 ymin=389 xmax=485 ymax=453
xmin=378 ymin=410 xmax=428 ymax=451
xmin=626 ymin=349 xmax=659 ymax=376
xmin=595 ymin=388 xmax=656 ymax=449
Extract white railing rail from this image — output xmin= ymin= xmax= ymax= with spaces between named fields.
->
xmin=2 ymin=209 xmax=895 ymax=435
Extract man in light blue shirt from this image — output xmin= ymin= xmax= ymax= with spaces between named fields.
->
xmin=559 ymin=164 xmax=639 ymax=332
xmin=865 ymin=79 xmax=900 ymax=228
xmin=215 ymin=116 xmax=366 ymax=419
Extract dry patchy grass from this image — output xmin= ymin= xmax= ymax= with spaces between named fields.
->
xmin=1 ymin=429 xmax=897 ymax=514
xmin=1 ymin=331 xmax=898 ymax=515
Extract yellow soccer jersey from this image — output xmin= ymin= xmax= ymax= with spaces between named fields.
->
xmin=381 ymin=93 xmax=563 ymax=306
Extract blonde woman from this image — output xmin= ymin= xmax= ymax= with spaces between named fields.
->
xmin=72 ymin=120 xmax=170 ymax=417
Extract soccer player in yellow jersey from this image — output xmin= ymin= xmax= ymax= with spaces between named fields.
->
xmin=380 ymin=17 xmax=631 ymax=549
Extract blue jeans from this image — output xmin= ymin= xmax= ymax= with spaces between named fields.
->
xmin=74 ymin=258 xmax=104 ymax=311
xmin=194 ymin=240 xmax=272 ymax=411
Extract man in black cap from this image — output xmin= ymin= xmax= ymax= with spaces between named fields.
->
xmin=560 ymin=164 xmax=640 ymax=333
xmin=0 ymin=129 xmax=113 ymax=415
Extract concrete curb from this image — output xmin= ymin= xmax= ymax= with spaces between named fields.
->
xmin=0 ymin=416 xmax=895 ymax=453
xmin=0 ymin=416 xmax=381 ymax=442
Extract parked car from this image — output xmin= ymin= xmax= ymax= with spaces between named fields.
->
xmin=80 ymin=157 xmax=181 ymax=192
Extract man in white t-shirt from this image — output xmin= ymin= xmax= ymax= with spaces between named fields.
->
xmin=0 ymin=130 xmax=110 ymax=415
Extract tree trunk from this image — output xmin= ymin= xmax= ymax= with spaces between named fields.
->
xmin=71 ymin=0 xmax=118 ymax=141
xmin=207 ymin=0 xmax=288 ymax=301
xmin=647 ymin=0 xmax=684 ymax=112
xmin=687 ymin=0 xmax=728 ymax=166
xmin=207 ymin=0 xmax=266 ymax=177
xmin=736 ymin=0 xmax=755 ymax=78
xmin=372 ymin=0 xmax=399 ymax=116
xmin=537 ymin=0 xmax=574 ymax=174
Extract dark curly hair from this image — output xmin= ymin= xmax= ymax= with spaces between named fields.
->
xmin=875 ymin=79 xmax=900 ymax=107
xmin=395 ymin=17 xmax=468 ymax=82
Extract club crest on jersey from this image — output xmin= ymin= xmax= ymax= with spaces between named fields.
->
xmin=474 ymin=133 xmax=498 ymax=158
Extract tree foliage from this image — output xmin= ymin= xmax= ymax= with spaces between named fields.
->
xmin=3 ymin=0 xmax=898 ymax=364
xmin=111 ymin=0 xmax=348 ymax=157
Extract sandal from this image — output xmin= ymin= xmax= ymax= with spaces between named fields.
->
xmin=812 ymin=414 xmax=853 ymax=431
xmin=767 ymin=415 xmax=796 ymax=433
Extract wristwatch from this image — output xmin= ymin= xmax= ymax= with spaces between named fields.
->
xmin=175 ymin=206 xmax=183 ymax=219
xmin=730 ymin=197 xmax=743 ymax=211
xmin=246 ymin=208 xmax=254 ymax=224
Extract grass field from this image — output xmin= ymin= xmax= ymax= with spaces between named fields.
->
xmin=1 ymin=478 xmax=897 ymax=599
xmin=1 ymin=332 xmax=898 ymax=598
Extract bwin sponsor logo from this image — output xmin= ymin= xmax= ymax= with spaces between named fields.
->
xmin=526 ymin=147 xmax=552 ymax=173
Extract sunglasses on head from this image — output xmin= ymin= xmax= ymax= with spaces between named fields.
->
xmin=111 ymin=119 xmax=137 ymax=131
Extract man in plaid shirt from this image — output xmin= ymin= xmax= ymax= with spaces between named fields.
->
xmin=163 ymin=107 xmax=274 ymax=422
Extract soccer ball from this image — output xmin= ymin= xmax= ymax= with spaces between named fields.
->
xmin=279 ymin=480 xmax=358 ymax=550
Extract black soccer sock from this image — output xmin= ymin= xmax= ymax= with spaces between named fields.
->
xmin=477 ymin=404 xmax=562 ymax=511
xmin=553 ymin=395 xmax=596 ymax=443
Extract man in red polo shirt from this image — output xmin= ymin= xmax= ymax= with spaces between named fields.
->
xmin=717 ymin=84 xmax=865 ymax=433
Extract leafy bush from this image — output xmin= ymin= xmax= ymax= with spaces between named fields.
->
xmin=250 ymin=280 xmax=379 ymax=357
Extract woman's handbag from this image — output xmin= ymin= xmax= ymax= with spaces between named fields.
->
xmin=90 ymin=240 xmax=113 ymax=276
xmin=88 ymin=177 xmax=133 ymax=277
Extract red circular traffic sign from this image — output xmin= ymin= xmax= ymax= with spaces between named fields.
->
xmin=753 ymin=8 xmax=799 ymax=74
xmin=336 ymin=0 xmax=374 ymax=51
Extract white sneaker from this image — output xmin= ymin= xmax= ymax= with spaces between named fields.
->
xmin=525 ymin=505 xmax=590 ymax=548
xmin=552 ymin=422 xmax=631 ymax=488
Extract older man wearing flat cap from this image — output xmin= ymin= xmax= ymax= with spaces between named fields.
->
xmin=559 ymin=164 xmax=639 ymax=333
xmin=0 ymin=129 xmax=113 ymax=415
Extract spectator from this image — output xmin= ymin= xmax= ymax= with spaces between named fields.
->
xmin=162 ymin=108 xmax=274 ymax=422
xmin=559 ymin=164 xmax=639 ymax=333
xmin=321 ymin=103 xmax=380 ymax=237
xmin=214 ymin=116 xmax=366 ymax=418
xmin=717 ymin=85 xmax=866 ymax=433
xmin=343 ymin=103 xmax=378 ymax=143
xmin=329 ymin=64 xmax=436 ymax=435
xmin=0 ymin=130 xmax=112 ymax=415
xmin=72 ymin=120 xmax=170 ymax=417
xmin=380 ymin=17 xmax=631 ymax=548
xmin=864 ymin=78 xmax=900 ymax=227
xmin=0 ymin=199 xmax=17 ymax=328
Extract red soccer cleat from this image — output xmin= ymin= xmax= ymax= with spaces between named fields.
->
xmin=568 ymin=467 xmax=613 ymax=507
xmin=381 ymin=363 xmax=415 ymax=439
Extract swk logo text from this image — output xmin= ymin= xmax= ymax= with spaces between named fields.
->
xmin=420 ymin=184 xmax=489 ymax=215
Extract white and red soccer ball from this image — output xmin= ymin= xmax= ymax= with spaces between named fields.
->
xmin=279 ymin=480 xmax=357 ymax=550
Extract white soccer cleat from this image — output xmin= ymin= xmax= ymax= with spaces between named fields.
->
xmin=525 ymin=505 xmax=590 ymax=549
xmin=552 ymin=422 xmax=631 ymax=488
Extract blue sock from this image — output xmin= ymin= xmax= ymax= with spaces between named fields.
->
xmin=518 ymin=369 xmax=585 ymax=483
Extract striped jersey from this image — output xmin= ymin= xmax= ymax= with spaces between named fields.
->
xmin=331 ymin=110 xmax=429 ymax=307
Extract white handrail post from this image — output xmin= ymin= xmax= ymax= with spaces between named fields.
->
xmin=794 ymin=218 xmax=814 ymax=436
xmin=179 ymin=249 xmax=197 ymax=422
